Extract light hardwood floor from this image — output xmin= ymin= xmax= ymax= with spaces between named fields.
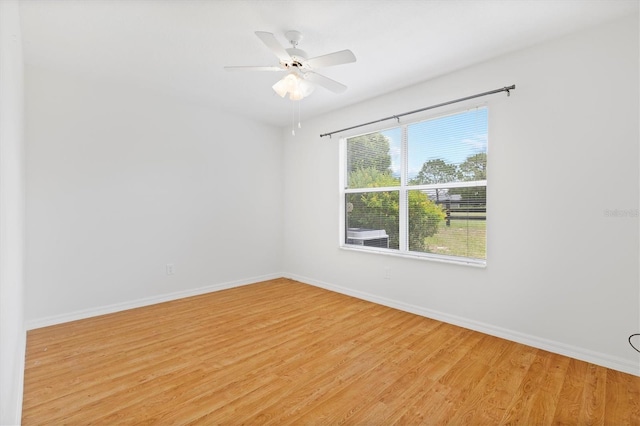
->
xmin=22 ymin=278 xmax=639 ymax=425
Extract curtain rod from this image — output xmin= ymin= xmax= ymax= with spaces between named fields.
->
xmin=319 ymin=84 xmax=515 ymax=138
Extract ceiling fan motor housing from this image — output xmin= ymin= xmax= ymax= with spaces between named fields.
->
xmin=285 ymin=48 xmax=308 ymax=68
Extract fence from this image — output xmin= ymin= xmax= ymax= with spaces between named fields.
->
xmin=435 ymin=199 xmax=486 ymax=226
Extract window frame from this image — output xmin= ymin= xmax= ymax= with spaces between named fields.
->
xmin=338 ymin=105 xmax=488 ymax=267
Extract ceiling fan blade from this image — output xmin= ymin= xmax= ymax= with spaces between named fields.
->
xmin=224 ymin=66 xmax=283 ymax=72
xmin=306 ymin=49 xmax=356 ymax=69
xmin=255 ymin=31 xmax=291 ymax=63
xmin=304 ymin=71 xmax=347 ymax=93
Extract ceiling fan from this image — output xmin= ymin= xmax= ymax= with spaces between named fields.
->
xmin=224 ymin=30 xmax=356 ymax=100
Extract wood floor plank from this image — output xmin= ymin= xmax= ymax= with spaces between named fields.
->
xmin=578 ymin=362 xmax=608 ymax=425
xmin=553 ymin=358 xmax=589 ymax=425
xmin=22 ymin=278 xmax=640 ymax=425
xmin=499 ymin=350 xmax=554 ymax=424
xmin=437 ymin=335 xmax=513 ymax=425
xmin=524 ymin=352 xmax=572 ymax=425
xmin=605 ymin=368 xmax=640 ymax=425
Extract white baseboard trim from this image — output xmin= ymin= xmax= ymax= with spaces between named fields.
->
xmin=284 ymin=272 xmax=640 ymax=377
xmin=25 ymin=273 xmax=282 ymax=330
xmin=12 ymin=329 xmax=26 ymax=426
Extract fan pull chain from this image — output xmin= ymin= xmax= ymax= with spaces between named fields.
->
xmin=292 ymin=100 xmax=296 ymax=136
xmin=291 ymin=100 xmax=303 ymax=136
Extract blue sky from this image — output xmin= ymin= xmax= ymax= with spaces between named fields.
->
xmin=383 ymin=107 xmax=488 ymax=179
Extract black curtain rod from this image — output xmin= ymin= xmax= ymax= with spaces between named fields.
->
xmin=319 ymin=84 xmax=515 ymax=138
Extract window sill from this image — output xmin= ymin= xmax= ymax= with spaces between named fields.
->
xmin=339 ymin=244 xmax=487 ymax=268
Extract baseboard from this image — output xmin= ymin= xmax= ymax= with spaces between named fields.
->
xmin=4 ymin=328 xmax=26 ymax=426
xmin=15 ymin=329 xmax=27 ymax=425
xmin=13 ymin=328 xmax=26 ymax=426
xmin=284 ymin=272 xmax=640 ymax=377
xmin=25 ymin=273 xmax=282 ymax=330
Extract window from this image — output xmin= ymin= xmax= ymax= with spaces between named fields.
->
xmin=341 ymin=106 xmax=488 ymax=265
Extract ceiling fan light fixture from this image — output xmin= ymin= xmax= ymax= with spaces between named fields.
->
xmin=272 ymin=77 xmax=289 ymax=98
xmin=297 ymin=78 xmax=315 ymax=98
xmin=272 ymin=72 xmax=315 ymax=100
xmin=289 ymin=88 xmax=304 ymax=101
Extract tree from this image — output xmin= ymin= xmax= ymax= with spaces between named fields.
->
xmin=347 ymin=186 xmax=444 ymax=252
xmin=450 ymin=153 xmax=487 ymax=202
xmin=348 ymin=167 xmax=398 ymax=189
xmin=347 ymin=133 xmax=392 ymax=177
xmin=346 ymin=133 xmax=444 ymax=251
xmin=458 ymin=153 xmax=486 ymax=181
xmin=408 ymin=190 xmax=446 ymax=251
xmin=412 ymin=159 xmax=459 ymax=202
xmin=346 ymin=168 xmax=400 ymax=247
xmin=413 ymin=158 xmax=460 ymax=184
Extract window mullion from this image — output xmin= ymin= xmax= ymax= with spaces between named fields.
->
xmin=399 ymin=125 xmax=408 ymax=252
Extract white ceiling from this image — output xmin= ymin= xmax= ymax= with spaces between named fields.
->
xmin=19 ymin=0 xmax=639 ymax=128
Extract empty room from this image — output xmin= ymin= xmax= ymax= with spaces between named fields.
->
xmin=1 ymin=0 xmax=639 ymax=424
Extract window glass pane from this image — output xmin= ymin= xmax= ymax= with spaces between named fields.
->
xmin=408 ymin=108 xmax=487 ymax=184
xmin=346 ymin=128 xmax=401 ymax=189
xmin=345 ymin=191 xmax=399 ymax=250
xmin=410 ymin=186 xmax=486 ymax=259
xmin=407 ymin=189 xmax=447 ymax=252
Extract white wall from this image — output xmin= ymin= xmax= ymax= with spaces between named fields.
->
xmin=25 ymin=66 xmax=283 ymax=325
xmin=0 ymin=1 xmax=26 ymax=424
xmin=282 ymin=14 xmax=640 ymax=375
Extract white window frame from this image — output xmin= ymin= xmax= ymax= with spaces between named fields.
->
xmin=339 ymin=105 xmax=488 ymax=267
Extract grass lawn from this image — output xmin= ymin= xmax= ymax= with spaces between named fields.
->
xmin=423 ymin=219 xmax=486 ymax=259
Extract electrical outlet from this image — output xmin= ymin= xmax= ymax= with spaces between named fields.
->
xmin=166 ymin=263 xmax=175 ymax=275
xmin=384 ymin=267 xmax=391 ymax=280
